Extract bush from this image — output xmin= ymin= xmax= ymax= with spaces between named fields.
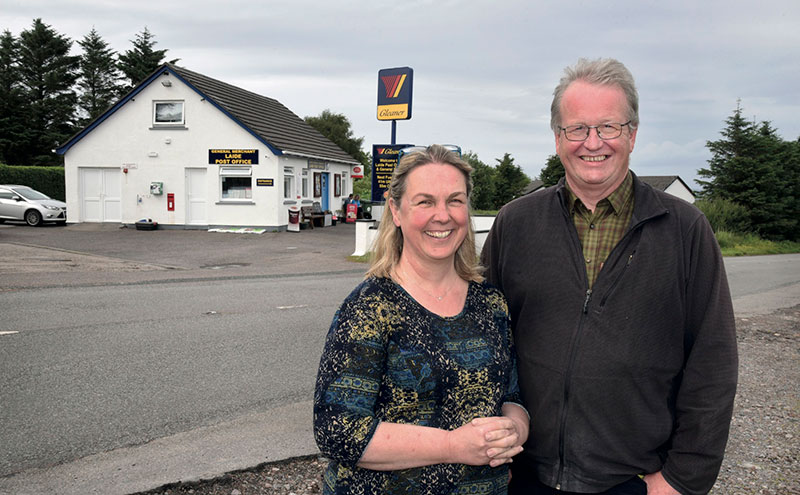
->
xmin=695 ymin=198 xmax=750 ymax=234
xmin=0 ymin=164 xmax=65 ymax=201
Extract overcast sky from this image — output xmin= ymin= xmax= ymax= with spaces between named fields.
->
xmin=4 ymin=0 xmax=799 ymax=188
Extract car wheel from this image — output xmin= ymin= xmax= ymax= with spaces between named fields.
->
xmin=25 ymin=210 xmax=43 ymax=226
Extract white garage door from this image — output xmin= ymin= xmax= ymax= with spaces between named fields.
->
xmin=80 ymin=168 xmax=121 ymax=222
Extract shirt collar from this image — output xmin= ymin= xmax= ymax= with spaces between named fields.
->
xmin=565 ymin=171 xmax=634 ymax=215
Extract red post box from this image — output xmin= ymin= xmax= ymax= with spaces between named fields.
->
xmin=167 ymin=193 xmax=175 ymax=211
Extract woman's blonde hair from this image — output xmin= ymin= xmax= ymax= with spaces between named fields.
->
xmin=365 ymin=144 xmax=483 ymax=282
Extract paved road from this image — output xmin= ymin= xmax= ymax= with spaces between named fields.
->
xmin=0 ymin=223 xmax=797 ymax=494
xmin=0 ymin=222 xmax=366 ymax=494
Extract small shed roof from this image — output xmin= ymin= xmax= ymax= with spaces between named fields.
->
xmin=638 ymin=175 xmax=695 ymax=197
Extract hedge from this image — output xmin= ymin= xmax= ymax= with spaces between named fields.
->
xmin=0 ymin=164 xmax=65 ymax=201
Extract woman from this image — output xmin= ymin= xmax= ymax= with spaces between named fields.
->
xmin=314 ymin=145 xmax=528 ymax=494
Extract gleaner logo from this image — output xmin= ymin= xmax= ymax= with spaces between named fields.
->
xmin=377 ymin=67 xmax=413 ymax=121
xmin=375 ymin=147 xmax=401 ymax=155
xmin=381 ymin=74 xmax=407 ymax=99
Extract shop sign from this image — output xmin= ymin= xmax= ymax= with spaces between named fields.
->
xmin=377 ymin=67 xmax=413 ymax=121
xmin=209 ymin=149 xmax=259 ymax=165
xmin=308 ymin=160 xmax=327 ymax=170
xmin=256 ymin=178 xmax=274 ymax=186
xmin=371 ymin=144 xmax=411 ymax=202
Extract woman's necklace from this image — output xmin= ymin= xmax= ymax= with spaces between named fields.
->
xmin=399 ymin=267 xmax=454 ymax=302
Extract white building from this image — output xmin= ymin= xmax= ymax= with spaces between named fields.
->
xmin=56 ymin=63 xmax=360 ymax=229
xmin=636 ymin=176 xmax=696 ymax=204
xmin=523 ymin=175 xmax=696 ymax=204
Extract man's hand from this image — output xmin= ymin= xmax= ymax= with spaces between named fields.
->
xmin=643 ymin=471 xmax=681 ymax=495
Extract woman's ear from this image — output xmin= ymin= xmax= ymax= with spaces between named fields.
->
xmin=388 ymin=198 xmax=401 ymax=228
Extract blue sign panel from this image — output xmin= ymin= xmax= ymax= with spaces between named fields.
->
xmin=371 ymin=144 xmax=411 ymax=202
xmin=377 ymin=67 xmax=413 ymax=121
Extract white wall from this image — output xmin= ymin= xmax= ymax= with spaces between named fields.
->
xmin=352 ymin=215 xmax=497 ymax=256
xmin=279 ymin=157 xmax=354 ymax=226
xmin=664 ymin=181 xmax=695 ymax=204
xmin=63 ymin=73 xmax=353 ymax=228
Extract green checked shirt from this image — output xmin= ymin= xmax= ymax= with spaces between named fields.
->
xmin=565 ymin=172 xmax=635 ymax=289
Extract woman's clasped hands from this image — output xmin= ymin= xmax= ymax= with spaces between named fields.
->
xmin=447 ymin=415 xmax=525 ymax=468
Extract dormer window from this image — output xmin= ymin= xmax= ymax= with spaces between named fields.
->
xmin=153 ymin=101 xmax=184 ymax=126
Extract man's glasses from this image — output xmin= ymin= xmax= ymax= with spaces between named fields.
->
xmin=398 ymin=144 xmax=461 ymax=160
xmin=558 ymin=121 xmax=632 ymax=142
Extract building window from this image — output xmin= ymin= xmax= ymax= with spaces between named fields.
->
xmin=313 ymin=172 xmax=322 ymax=197
xmin=220 ymin=167 xmax=252 ymax=199
xmin=153 ymin=101 xmax=184 ymax=125
xmin=334 ymin=174 xmax=341 ymax=197
xmin=283 ymin=167 xmax=295 ymax=199
xmin=301 ymin=169 xmax=309 ymax=197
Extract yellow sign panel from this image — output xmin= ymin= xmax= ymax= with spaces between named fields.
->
xmin=377 ymin=104 xmax=410 ymax=121
xmin=208 ymin=149 xmax=258 ymax=165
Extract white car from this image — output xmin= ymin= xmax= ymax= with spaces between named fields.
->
xmin=0 ymin=184 xmax=67 ymax=226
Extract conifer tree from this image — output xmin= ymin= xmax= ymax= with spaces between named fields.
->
xmin=77 ymin=28 xmax=121 ymax=123
xmin=698 ymin=102 xmax=799 ymax=241
xmin=463 ymin=151 xmax=496 ymax=211
xmin=493 ymin=153 xmax=530 ymax=208
xmin=117 ymin=27 xmax=169 ymax=88
xmin=17 ymin=18 xmax=79 ymax=165
xmin=539 ymin=154 xmax=565 ymax=186
xmin=0 ymin=29 xmax=28 ymax=164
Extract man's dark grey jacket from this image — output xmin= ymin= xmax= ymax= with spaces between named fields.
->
xmin=481 ymin=173 xmax=738 ymax=495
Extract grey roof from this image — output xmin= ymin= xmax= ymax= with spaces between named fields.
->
xmin=58 ymin=64 xmax=360 ymax=165
xmin=167 ymin=64 xmax=358 ymax=164
xmin=638 ymin=176 xmax=695 ymax=197
xmin=522 ymin=179 xmax=545 ymax=195
xmin=522 ymin=175 xmax=695 ymax=197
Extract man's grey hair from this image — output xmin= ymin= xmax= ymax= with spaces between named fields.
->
xmin=550 ymin=58 xmax=639 ymax=132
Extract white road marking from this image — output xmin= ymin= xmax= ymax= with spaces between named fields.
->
xmin=276 ymin=304 xmax=309 ymax=310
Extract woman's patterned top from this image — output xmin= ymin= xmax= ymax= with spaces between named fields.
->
xmin=314 ymin=276 xmax=522 ymax=495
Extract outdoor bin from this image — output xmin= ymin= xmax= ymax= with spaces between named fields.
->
xmin=135 ymin=218 xmax=158 ymax=230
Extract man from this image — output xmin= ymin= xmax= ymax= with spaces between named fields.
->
xmin=481 ymin=58 xmax=738 ymax=495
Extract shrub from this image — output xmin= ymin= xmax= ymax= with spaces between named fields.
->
xmin=695 ymin=198 xmax=750 ymax=234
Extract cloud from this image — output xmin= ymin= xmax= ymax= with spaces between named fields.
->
xmin=3 ymin=0 xmax=798 ymax=181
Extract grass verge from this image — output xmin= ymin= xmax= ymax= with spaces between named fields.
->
xmin=716 ymin=231 xmax=800 ymax=256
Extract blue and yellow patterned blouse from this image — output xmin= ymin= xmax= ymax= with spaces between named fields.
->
xmin=314 ymin=276 xmax=522 ymax=495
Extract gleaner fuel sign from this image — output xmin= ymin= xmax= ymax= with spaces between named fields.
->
xmin=377 ymin=67 xmax=413 ymax=121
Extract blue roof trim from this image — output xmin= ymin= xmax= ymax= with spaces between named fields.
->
xmin=55 ymin=68 xmax=168 ymax=155
xmin=56 ymin=64 xmax=284 ymax=157
xmin=164 ymin=67 xmax=283 ymax=157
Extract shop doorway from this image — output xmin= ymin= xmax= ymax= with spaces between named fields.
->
xmin=321 ymin=173 xmax=329 ymax=211
xmin=185 ymin=168 xmax=207 ymax=225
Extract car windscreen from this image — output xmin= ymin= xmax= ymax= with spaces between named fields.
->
xmin=13 ymin=188 xmax=50 ymax=201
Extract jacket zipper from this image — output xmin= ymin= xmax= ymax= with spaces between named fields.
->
xmin=552 ymin=182 xmax=667 ymax=491
xmin=555 ymin=287 xmax=593 ymax=490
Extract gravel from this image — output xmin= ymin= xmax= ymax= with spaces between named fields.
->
xmin=137 ymin=306 xmax=799 ymax=495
